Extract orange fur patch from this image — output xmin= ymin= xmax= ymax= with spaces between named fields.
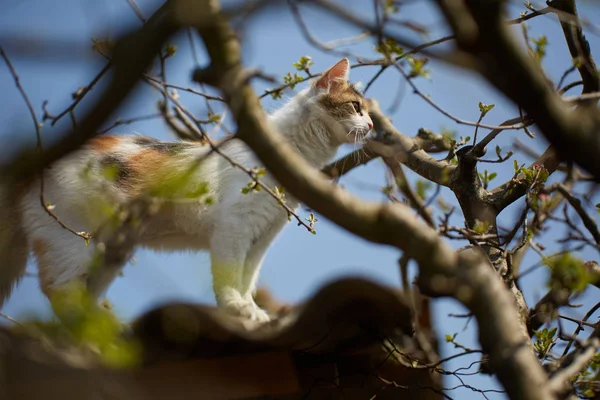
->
xmin=129 ymin=149 xmax=168 ymax=174
xmin=126 ymin=149 xmax=171 ymax=194
xmin=318 ymin=82 xmax=369 ymax=119
xmin=88 ymin=135 xmax=121 ymax=152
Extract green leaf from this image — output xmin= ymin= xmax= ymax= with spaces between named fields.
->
xmin=407 ymin=56 xmax=430 ymax=79
xmin=306 ymin=213 xmax=318 ymax=224
xmin=478 ymin=102 xmax=495 ymax=115
xmin=164 ymin=44 xmax=178 ymax=58
xmin=444 ymin=334 xmax=454 ymax=342
xmin=270 ymin=89 xmax=284 ymax=100
xmin=383 ymin=0 xmax=399 ymax=14
xmin=590 ymin=353 xmax=600 ymax=372
xmin=207 ymin=112 xmax=221 ymax=124
xmin=241 ymin=180 xmax=261 ymax=193
xmin=283 ymin=72 xmax=305 ymax=89
xmin=374 ymin=38 xmax=404 ymax=56
xmin=274 ymin=186 xmax=286 ymax=202
xmin=292 ymin=55 xmax=314 ymax=71
xmin=472 ymin=219 xmax=490 ymax=234
xmin=533 ymin=327 xmax=557 ymax=360
xmin=530 ymin=35 xmax=548 ymax=62
xmin=27 ymin=283 xmax=142 ymax=368
xmin=547 ymin=253 xmax=592 ymax=293
xmin=91 ymin=37 xmax=114 ymax=55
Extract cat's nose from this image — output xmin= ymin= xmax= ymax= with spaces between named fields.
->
xmin=367 ymin=122 xmax=373 ymax=130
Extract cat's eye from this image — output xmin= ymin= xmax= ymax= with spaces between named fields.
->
xmin=351 ymin=101 xmax=361 ymax=113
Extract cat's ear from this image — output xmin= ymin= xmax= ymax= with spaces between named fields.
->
xmin=315 ymin=58 xmax=350 ymax=90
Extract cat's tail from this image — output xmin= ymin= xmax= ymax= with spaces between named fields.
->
xmin=0 ymin=180 xmax=28 ymax=309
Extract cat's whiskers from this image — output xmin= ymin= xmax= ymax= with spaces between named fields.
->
xmin=347 ymin=126 xmax=360 ymax=163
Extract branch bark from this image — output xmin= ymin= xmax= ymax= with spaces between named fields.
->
xmin=367 ymin=101 xmax=456 ymax=187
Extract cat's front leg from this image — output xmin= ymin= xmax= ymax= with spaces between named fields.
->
xmin=209 ymin=228 xmax=270 ymax=323
xmin=238 ymin=217 xmax=287 ymax=322
xmin=211 ymin=260 xmax=270 ymax=322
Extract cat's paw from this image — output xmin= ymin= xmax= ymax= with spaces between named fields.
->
xmin=224 ymin=299 xmax=271 ymax=323
xmin=251 ymin=307 xmax=271 ymax=323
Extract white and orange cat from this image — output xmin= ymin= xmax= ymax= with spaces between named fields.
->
xmin=0 ymin=58 xmax=372 ymax=322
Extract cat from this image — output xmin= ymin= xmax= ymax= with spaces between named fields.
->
xmin=0 ymin=58 xmax=372 ymax=322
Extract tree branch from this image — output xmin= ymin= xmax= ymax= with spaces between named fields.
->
xmin=548 ymin=328 xmax=600 ymax=397
xmin=367 ymin=100 xmax=456 ymax=187
xmin=549 ymin=0 xmax=600 ymax=102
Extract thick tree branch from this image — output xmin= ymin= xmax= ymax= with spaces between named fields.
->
xmin=368 ymin=100 xmax=456 ymax=187
xmin=549 ymin=0 xmax=599 ymax=101
xmin=321 ymin=127 xmax=452 ymax=180
xmin=321 ymin=147 xmax=377 ymax=179
xmin=190 ymin=2 xmax=553 ymax=399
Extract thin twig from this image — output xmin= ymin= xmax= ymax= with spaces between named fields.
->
xmin=45 ymin=62 xmax=112 ymax=126
xmin=548 ymin=183 xmax=600 ymax=245
xmin=125 ymin=0 xmax=146 ymax=23
xmin=361 ymin=35 xmax=455 ymax=92
xmin=0 ymin=312 xmax=24 ymax=328
xmin=384 ymin=157 xmax=435 ymax=227
xmin=391 ymin=62 xmax=531 ymax=131
xmin=0 ymin=46 xmax=91 ymax=242
xmin=507 ymin=6 xmax=552 ymax=25
xmin=145 ymin=75 xmax=225 ymax=102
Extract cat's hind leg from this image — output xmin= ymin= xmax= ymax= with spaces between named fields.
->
xmin=31 ymin=228 xmax=100 ymax=300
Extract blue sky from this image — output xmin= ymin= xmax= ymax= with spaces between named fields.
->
xmin=1 ymin=1 xmax=599 ymax=399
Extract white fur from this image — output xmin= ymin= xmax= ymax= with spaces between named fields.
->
xmin=3 ymin=64 xmax=373 ymax=322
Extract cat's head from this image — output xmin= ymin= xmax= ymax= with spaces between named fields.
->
xmin=308 ymin=58 xmax=373 ymax=144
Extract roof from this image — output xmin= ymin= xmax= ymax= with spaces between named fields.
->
xmin=0 ymin=278 xmax=442 ymax=400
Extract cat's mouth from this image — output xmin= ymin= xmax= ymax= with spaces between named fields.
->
xmin=348 ymin=127 xmax=371 ymax=143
